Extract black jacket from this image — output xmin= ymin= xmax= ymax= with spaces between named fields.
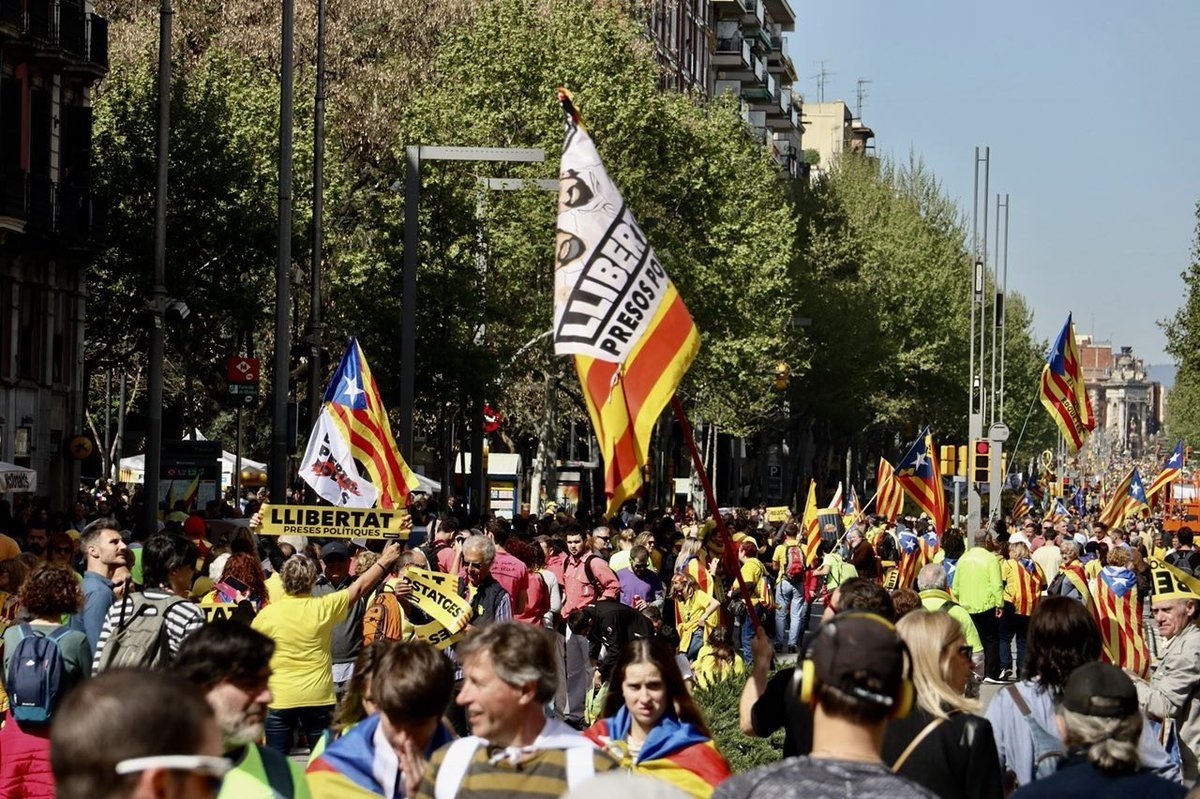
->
xmin=881 ymin=703 xmax=1004 ymax=799
xmin=587 ymin=599 xmax=655 ymax=681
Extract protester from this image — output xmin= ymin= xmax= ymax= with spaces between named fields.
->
xmin=308 ymin=641 xmax=455 ymax=799
xmin=567 ymin=599 xmax=656 ymax=686
xmin=458 ymin=535 xmax=512 ymax=628
xmin=986 ymin=595 xmax=1178 ymax=788
xmin=619 ymin=545 xmax=664 ymax=609
xmin=669 ymin=572 xmax=720 ymax=660
xmin=252 ymin=541 xmax=401 ymax=754
xmin=311 ymin=541 xmax=369 ymax=699
xmin=173 ymin=621 xmax=310 ymax=799
xmin=584 ymin=638 xmax=731 ymax=797
xmin=414 ymin=622 xmax=617 ymax=797
xmin=999 ymin=541 xmax=1044 ymax=681
xmin=739 ymin=577 xmax=895 ymax=757
xmin=883 ymin=610 xmax=1003 ymax=799
xmin=770 ymin=523 xmax=805 ymax=654
xmin=69 ymin=517 xmax=128 ymax=651
xmin=91 ymin=533 xmax=207 ymax=672
xmin=563 ymin=526 xmax=621 ymax=728
xmin=733 ymin=540 xmax=773 ymax=664
xmin=916 ymin=563 xmax=983 ymax=677
xmin=309 ymin=643 xmax=386 ymax=761
xmin=717 ymin=612 xmax=937 ymax=799
xmin=1127 ymin=568 xmax=1200 ymax=782
xmin=0 ymin=565 xmax=91 ymax=799
xmin=692 ymin=628 xmax=745 ymax=690
xmin=1048 ymin=540 xmax=1093 ymax=608
xmin=954 ymin=537 xmax=1004 ymax=683
xmin=50 ymin=668 xmax=226 ymax=799
xmin=201 ymin=551 xmax=269 ymax=612
xmin=1010 ymin=663 xmax=1187 ymax=798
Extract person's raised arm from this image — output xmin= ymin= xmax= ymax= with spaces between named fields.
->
xmin=347 ymin=541 xmax=402 ymax=605
xmin=739 ymin=627 xmax=774 ymax=736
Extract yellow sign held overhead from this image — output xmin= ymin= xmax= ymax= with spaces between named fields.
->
xmin=766 ymin=506 xmax=790 ymax=523
xmin=259 ymin=503 xmax=410 ymax=540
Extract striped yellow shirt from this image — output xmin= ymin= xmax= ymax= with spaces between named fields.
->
xmin=415 ymin=740 xmax=617 ymax=799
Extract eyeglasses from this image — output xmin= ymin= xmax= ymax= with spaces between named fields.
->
xmin=594 ymin=536 xmax=610 ymax=542
xmin=464 ymin=561 xmax=486 ymax=571
xmin=115 ymin=755 xmax=231 ymax=793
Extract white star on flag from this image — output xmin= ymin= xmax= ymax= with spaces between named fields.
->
xmin=339 ymin=375 xmax=365 ymax=405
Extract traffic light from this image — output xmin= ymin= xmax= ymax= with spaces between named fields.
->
xmin=939 ymin=446 xmax=956 ymax=477
xmin=957 ymin=445 xmax=968 ymax=478
xmin=971 ymin=439 xmax=991 ymax=483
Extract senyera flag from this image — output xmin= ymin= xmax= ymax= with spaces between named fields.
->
xmin=1146 ymin=440 xmax=1185 ymax=502
xmin=1039 ymin=313 xmax=1095 ymax=451
xmin=553 ymin=89 xmax=700 ymax=515
xmin=305 ymin=337 xmax=419 ymax=510
xmin=893 ymin=427 xmax=948 ymax=533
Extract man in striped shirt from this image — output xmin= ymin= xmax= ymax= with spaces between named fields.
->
xmin=414 ymin=622 xmax=616 ymax=798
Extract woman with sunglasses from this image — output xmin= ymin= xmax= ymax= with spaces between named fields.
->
xmin=584 ymin=638 xmax=731 ymax=798
xmin=882 ymin=609 xmax=1004 ymax=799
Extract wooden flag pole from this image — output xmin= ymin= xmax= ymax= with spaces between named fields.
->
xmin=670 ymin=395 xmax=761 ymax=631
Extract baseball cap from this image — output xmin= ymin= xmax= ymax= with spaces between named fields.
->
xmin=1062 ymin=662 xmax=1138 ymax=718
xmin=320 ymin=541 xmax=351 ymax=559
xmin=809 ymin=612 xmax=906 ymax=709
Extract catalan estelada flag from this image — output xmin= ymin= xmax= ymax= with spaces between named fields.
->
xmin=801 ymin=480 xmax=822 ymax=566
xmin=1039 ymin=314 xmax=1095 ymax=451
xmin=1093 ymin=565 xmax=1148 ymax=677
xmin=584 ymin=708 xmax=732 ymax=795
xmin=320 ymin=337 xmax=419 ymax=509
xmin=553 ymin=90 xmax=699 ymax=515
xmin=1099 ymin=468 xmax=1149 ymax=529
xmin=895 ymin=526 xmax=920 ymax=590
xmin=894 ymin=428 xmax=948 ymax=533
xmin=1146 ymin=440 xmax=1185 ymax=501
xmin=1047 ymin=498 xmax=1070 ymax=524
xmin=1003 ymin=557 xmax=1044 ymax=616
xmin=875 ymin=458 xmax=904 ymax=523
xmin=1010 ymin=490 xmax=1034 ymax=525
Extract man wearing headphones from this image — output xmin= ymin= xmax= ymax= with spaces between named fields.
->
xmin=717 ymin=613 xmax=937 ymax=798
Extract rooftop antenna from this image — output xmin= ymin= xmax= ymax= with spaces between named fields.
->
xmin=855 ymin=78 xmax=871 ymax=119
xmin=813 ymin=60 xmax=833 ymax=103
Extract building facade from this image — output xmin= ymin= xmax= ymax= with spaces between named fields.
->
xmin=801 ymin=100 xmax=875 ymax=177
xmin=643 ymin=0 xmax=804 ymax=178
xmin=0 ymin=0 xmax=107 ymax=505
xmin=1078 ymin=337 xmax=1162 ymax=459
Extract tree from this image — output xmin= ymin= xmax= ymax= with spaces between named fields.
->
xmin=1163 ymin=202 xmax=1200 ymax=441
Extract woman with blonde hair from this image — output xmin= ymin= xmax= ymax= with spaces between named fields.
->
xmin=675 ymin=538 xmax=714 ymax=595
xmin=669 ymin=572 xmax=720 ymax=660
xmin=882 ymin=610 xmax=1004 ymax=799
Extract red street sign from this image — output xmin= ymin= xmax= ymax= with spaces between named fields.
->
xmin=226 ymin=356 xmax=260 ymax=384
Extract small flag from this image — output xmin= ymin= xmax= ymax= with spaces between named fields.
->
xmin=301 ymin=407 xmax=379 ymax=508
xmin=1099 ymin=468 xmax=1149 ymax=529
xmin=896 ymin=525 xmax=920 ymax=589
xmin=1010 ymin=490 xmax=1034 ymax=525
xmin=321 ymin=337 xmax=419 ymax=509
xmin=1146 ymin=440 xmax=1185 ymax=501
xmin=802 ymin=480 xmax=822 ymax=566
xmin=1039 ymin=314 xmax=1096 ymax=451
xmin=826 ymin=482 xmax=844 ymax=513
xmin=894 ymin=428 xmax=948 ymax=533
xmin=1047 ymin=498 xmax=1070 ymax=524
xmin=875 ymin=459 xmax=904 ymax=523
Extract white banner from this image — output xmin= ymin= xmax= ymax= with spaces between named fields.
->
xmin=299 ymin=407 xmax=378 ymax=508
xmin=553 ymin=119 xmax=672 ymax=364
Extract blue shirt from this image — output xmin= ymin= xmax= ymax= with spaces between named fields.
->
xmin=618 ymin=567 xmax=662 ymax=607
xmin=1011 ymin=758 xmax=1185 ymax=799
xmin=70 ymin=570 xmax=115 ymax=652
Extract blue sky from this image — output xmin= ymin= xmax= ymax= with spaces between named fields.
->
xmin=790 ymin=1 xmax=1200 ymax=366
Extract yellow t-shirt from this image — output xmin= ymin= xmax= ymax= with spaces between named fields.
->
xmin=693 ymin=645 xmax=747 ymax=690
xmin=265 ymin=572 xmax=286 ymax=604
xmin=739 ymin=558 xmax=773 ymax=609
xmin=772 ymin=539 xmax=800 ymax=573
xmin=252 ymin=591 xmax=350 ymax=709
xmin=675 ymin=589 xmax=719 ymax=652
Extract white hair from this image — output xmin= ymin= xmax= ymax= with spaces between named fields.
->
xmin=916 ymin=563 xmax=947 ymax=591
xmin=208 ymin=553 xmax=231 ymax=583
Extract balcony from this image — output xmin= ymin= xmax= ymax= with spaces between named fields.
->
xmin=741 ymin=0 xmax=767 ymax=31
xmin=27 ymin=0 xmax=52 ymax=41
xmin=713 ymin=31 xmax=755 ymax=80
xmin=58 ymin=2 xmax=86 ymax=58
xmin=0 ymin=170 xmax=25 ymax=224
xmin=743 ymin=60 xmax=775 ymax=101
xmin=763 ymin=0 xmax=797 ymax=31
xmin=88 ymin=14 xmax=107 ymax=69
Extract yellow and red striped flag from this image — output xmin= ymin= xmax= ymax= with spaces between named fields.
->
xmin=1092 ymin=565 xmax=1149 ymax=677
xmin=1039 ymin=314 xmax=1095 ymax=451
xmin=318 ymin=337 xmax=419 ymax=509
xmin=801 ymin=480 xmax=822 ymax=566
xmin=1098 ymin=468 xmax=1149 ymax=529
xmin=1009 ymin=490 xmax=1034 ymax=525
xmin=875 ymin=458 xmax=904 ymax=522
xmin=554 ymin=90 xmax=700 ymax=515
xmin=1146 ymin=440 xmax=1185 ymax=501
xmin=894 ymin=428 xmax=948 ymax=533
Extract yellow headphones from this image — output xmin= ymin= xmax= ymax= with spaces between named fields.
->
xmin=795 ymin=612 xmax=914 ymax=720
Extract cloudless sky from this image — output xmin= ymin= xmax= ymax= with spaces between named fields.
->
xmin=789 ymin=0 xmax=1200 ymax=366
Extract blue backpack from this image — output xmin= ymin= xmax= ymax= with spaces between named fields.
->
xmin=6 ymin=623 xmax=71 ymax=723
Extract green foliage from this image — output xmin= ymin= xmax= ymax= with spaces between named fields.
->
xmin=1164 ymin=204 xmax=1200 ymax=438
xmin=693 ymin=672 xmax=783 ymax=774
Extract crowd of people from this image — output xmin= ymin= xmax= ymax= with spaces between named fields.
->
xmin=0 ymin=482 xmax=1199 ymax=798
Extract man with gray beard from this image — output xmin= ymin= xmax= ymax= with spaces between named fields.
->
xmin=174 ymin=621 xmax=310 ymax=799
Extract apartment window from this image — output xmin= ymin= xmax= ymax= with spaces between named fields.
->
xmin=16 ymin=283 xmax=43 ymax=382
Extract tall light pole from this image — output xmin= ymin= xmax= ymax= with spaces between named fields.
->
xmin=271 ymin=0 xmax=296 ymax=503
xmin=144 ymin=0 xmax=172 ymax=534
xmin=306 ymin=0 xmax=327 ymax=466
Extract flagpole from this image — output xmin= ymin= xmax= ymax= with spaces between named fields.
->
xmin=670 ymin=395 xmax=760 ymax=631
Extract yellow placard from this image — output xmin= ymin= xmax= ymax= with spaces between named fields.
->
xmin=766 ymin=506 xmax=790 ymax=523
xmin=402 ymin=567 xmax=472 ymax=648
xmin=202 ymin=603 xmax=240 ymax=623
xmin=260 ymin=503 xmax=410 ymax=539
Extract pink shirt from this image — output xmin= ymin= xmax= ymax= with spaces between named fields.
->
xmin=545 ymin=552 xmax=567 ymax=587
xmin=514 ymin=571 xmax=549 ymax=625
xmin=461 ymin=551 xmax=528 ymax=609
xmin=436 ymin=544 xmax=456 ymax=574
xmin=562 ymin=553 xmax=620 ymax=616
